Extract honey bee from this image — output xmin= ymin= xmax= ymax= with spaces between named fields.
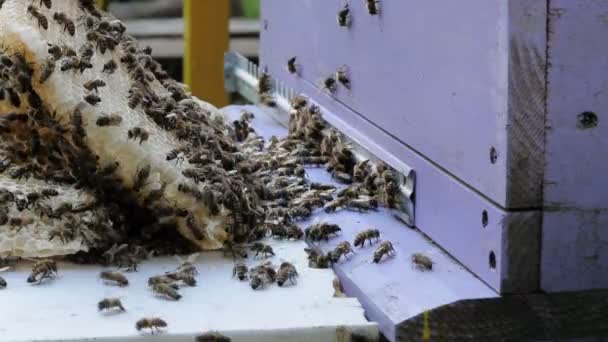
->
xmin=100 ymin=271 xmax=129 ymax=286
xmin=40 ymin=188 xmax=59 ymax=198
xmin=251 ymin=242 xmax=275 ymax=258
xmin=310 ymin=182 xmax=335 ymax=191
xmin=222 ymin=240 xmax=248 ymax=260
xmin=60 ymin=56 xmax=80 ymax=72
xmin=127 ymin=127 xmax=150 ymax=144
xmin=128 ymin=91 xmax=143 ymax=109
xmin=152 ymin=282 xmax=182 ymax=300
xmin=135 ymin=317 xmax=167 ymax=334
xmin=53 ymin=12 xmax=75 ymax=36
xmin=0 ymin=275 xmax=6 ymax=289
xmin=287 ymin=56 xmax=298 ymax=74
xmin=411 ymin=253 xmax=433 ymax=271
xmin=249 ymin=268 xmax=274 ymax=290
xmin=96 ymin=113 xmax=122 ymax=127
xmin=330 ymin=241 xmax=354 ymax=262
xmin=332 ymin=171 xmax=352 ymax=184
xmin=258 ymin=71 xmax=272 ymax=94
xmin=304 ymin=246 xmax=331 ymax=269
xmin=287 ymin=205 xmax=311 ymax=221
xmin=354 ymin=228 xmax=380 ymax=248
xmin=84 ymin=79 xmax=106 ymax=93
xmin=353 ymin=160 xmax=371 ymax=182
xmin=232 ymin=261 xmax=248 ymax=281
xmin=98 ymin=298 xmax=125 ymax=312
xmin=102 ymin=60 xmax=117 ymax=74
xmin=196 ymin=331 xmax=231 ymax=342
xmin=164 ymin=270 xmax=196 ymax=287
xmin=27 ymin=5 xmax=49 ymax=30
xmin=366 ymin=0 xmax=380 ymax=15
xmin=337 ymin=4 xmax=351 ymax=27
xmin=373 ymin=241 xmax=395 ymax=263
xmin=322 ymin=76 xmax=337 ymax=93
xmin=27 ymin=259 xmax=57 ymax=284
xmin=148 ymin=275 xmax=179 ymax=288
xmin=286 ymin=224 xmax=304 ymax=240
xmin=336 ymin=66 xmax=351 ymax=89
xmin=9 ymin=216 xmax=34 ymax=231
xmin=132 ymin=164 xmax=151 ymax=192
xmin=305 ymin=222 xmax=341 ymax=242
xmin=347 ymin=197 xmax=378 ymax=212
xmin=276 ymin=262 xmax=298 ymax=287
xmin=84 ymin=93 xmax=101 ymax=106
xmin=47 ymin=44 xmax=63 ymax=60
xmin=39 ymin=58 xmax=56 ymax=84
xmin=166 ymin=147 xmax=188 ymax=164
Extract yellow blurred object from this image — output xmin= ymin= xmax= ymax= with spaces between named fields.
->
xmin=183 ymin=0 xmax=229 ymax=107
xmin=96 ymin=0 xmax=108 ymax=10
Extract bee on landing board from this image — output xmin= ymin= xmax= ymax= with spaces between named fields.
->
xmin=100 ymin=271 xmax=129 ymax=287
xmin=98 ymin=298 xmax=125 ymax=312
xmin=135 ymin=317 xmax=167 ymax=334
xmin=354 ymin=228 xmax=380 ymax=248
xmin=373 ymin=241 xmax=396 ymax=263
xmin=411 ymin=253 xmax=434 ymax=271
xmin=276 ymin=262 xmax=298 ymax=287
xmin=196 ymin=331 xmax=231 ymax=342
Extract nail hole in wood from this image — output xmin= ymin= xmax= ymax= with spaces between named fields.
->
xmin=489 ymin=147 xmax=498 ymax=164
xmin=482 ymin=210 xmax=488 ymax=228
xmin=489 ymin=251 xmax=496 ymax=269
xmin=577 ymin=111 xmax=598 ymax=129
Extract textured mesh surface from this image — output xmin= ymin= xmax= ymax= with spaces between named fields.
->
xmin=0 ymin=0 xmax=229 ymax=251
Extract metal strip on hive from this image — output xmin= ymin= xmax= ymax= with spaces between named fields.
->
xmin=225 ymin=52 xmax=416 ymax=226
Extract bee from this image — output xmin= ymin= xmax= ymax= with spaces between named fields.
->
xmin=47 ymin=44 xmax=63 ymax=60
xmin=100 ymin=271 xmax=129 ymax=286
xmin=322 ymin=76 xmax=337 ymax=93
xmin=305 ymin=222 xmax=341 ymax=242
xmin=249 ymin=268 xmax=274 ymax=290
xmin=39 ymin=58 xmax=56 ymax=84
xmin=411 ymin=253 xmax=433 ymax=271
xmin=84 ymin=79 xmax=106 ymax=93
xmin=366 ymin=0 xmax=380 ymax=15
xmin=148 ymin=275 xmax=179 ymax=289
xmin=286 ymin=224 xmax=304 ymax=240
xmin=132 ymin=164 xmax=151 ymax=192
xmin=347 ymin=197 xmax=378 ymax=212
xmin=102 ymin=60 xmax=117 ymax=74
xmin=135 ymin=318 xmax=167 ymax=334
xmin=354 ymin=229 xmax=380 ymax=247
xmin=53 ymin=12 xmax=75 ymax=36
xmin=336 ymin=65 xmax=351 ymax=89
xmin=330 ymin=241 xmax=354 ymax=262
xmin=304 ymin=246 xmax=332 ymax=269
xmin=27 ymin=5 xmax=49 ymax=30
xmin=128 ymin=92 xmax=143 ymax=109
xmin=287 ymin=56 xmax=298 ymax=74
xmin=276 ymin=262 xmax=298 ymax=287
xmin=287 ymin=205 xmax=311 ymax=221
xmin=9 ymin=216 xmax=34 ymax=231
xmin=232 ymin=261 xmax=248 ymax=281
xmin=258 ymin=71 xmax=272 ymax=94
xmin=152 ymin=282 xmax=182 ymax=300
xmin=41 ymin=188 xmax=59 ymax=198
xmin=60 ymin=56 xmax=80 ymax=72
xmin=0 ymin=275 xmax=6 ymax=289
xmin=96 ymin=113 xmax=122 ymax=127
xmin=373 ymin=241 xmax=395 ymax=263
xmin=310 ymin=182 xmax=335 ymax=191
xmin=127 ymin=127 xmax=150 ymax=144
xmin=166 ymin=147 xmax=188 ymax=164
xmin=27 ymin=259 xmax=57 ymax=284
xmin=98 ymin=298 xmax=126 ymax=312
xmin=196 ymin=331 xmax=231 ymax=342
xmin=337 ymin=4 xmax=351 ymax=27
xmin=353 ymin=160 xmax=371 ymax=182
xmin=6 ymin=88 xmax=21 ymax=108
xmin=251 ymin=242 xmax=275 ymax=258
xmin=164 ymin=270 xmax=196 ymax=287
xmin=84 ymin=93 xmax=101 ymax=106
xmin=39 ymin=0 xmax=52 ymax=9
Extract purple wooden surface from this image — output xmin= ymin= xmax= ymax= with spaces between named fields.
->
xmin=544 ymin=1 xmax=608 ymax=210
xmin=541 ymin=210 xmax=608 ymax=292
xmin=222 ymin=105 xmax=497 ymax=342
xmin=260 ymin=0 xmax=549 ymax=209
xmin=539 ymin=1 xmax=608 ymax=292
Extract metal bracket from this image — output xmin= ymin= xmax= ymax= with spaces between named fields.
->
xmin=224 ymin=52 xmax=415 ymax=226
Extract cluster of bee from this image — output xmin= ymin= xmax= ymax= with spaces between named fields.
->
xmin=233 ymin=260 xmax=298 ymax=290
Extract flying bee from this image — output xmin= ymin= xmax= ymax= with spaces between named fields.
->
xmin=132 ymin=164 xmax=151 ymax=192
xmin=373 ymin=241 xmax=396 ymax=263
xmin=127 ymin=127 xmax=150 ymax=144
xmin=84 ymin=93 xmax=101 ymax=106
xmin=152 ymin=282 xmax=182 ymax=300
xmin=330 ymin=241 xmax=354 ymax=262
xmin=322 ymin=76 xmax=337 ymax=93
xmin=337 ymin=4 xmax=351 ymax=27
xmin=100 ymin=271 xmax=129 ymax=286
xmin=135 ymin=317 xmax=167 ymax=334
xmin=39 ymin=58 xmax=56 ymax=84
xmin=27 ymin=259 xmax=57 ymax=284
xmin=251 ymin=242 xmax=275 ymax=258
xmin=84 ymin=79 xmax=106 ymax=93
xmin=196 ymin=331 xmax=231 ymax=342
xmin=336 ymin=65 xmax=351 ymax=89
xmin=27 ymin=5 xmax=49 ymax=30
xmin=411 ymin=253 xmax=433 ymax=271
xmin=96 ymin=113 xmax=122 ymax=127
xmin=366 ymin=0 xmax=380 ymax=15
xmin=39 ymin=0 xmax=52 ymax=9
xmin=354 ymin=228 xmax=380 ymax=248
xmin=232 ymin=261 xmax=248 ymax=281
xmin=276 ymin=262 xmax=298 ymax=287
xmin=53 ymin=12 xmax=75 ymax=35
xmin=287 ymin=56 xmax=298 ymax=74
xmin=98 ymin=298 xmax=126 ymax=312
xmin=102 ymin=59 xmax=117 ymax=74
